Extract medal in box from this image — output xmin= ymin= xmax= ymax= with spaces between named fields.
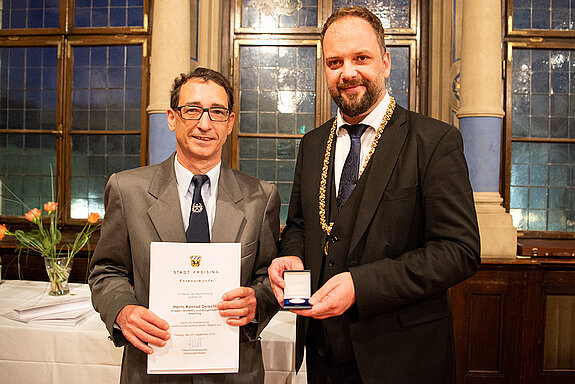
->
xmin=282 ymin=270 xmax=312 ymax=309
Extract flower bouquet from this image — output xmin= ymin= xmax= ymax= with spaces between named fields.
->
xmin=0 ymin=203 xmax=100 ymax=296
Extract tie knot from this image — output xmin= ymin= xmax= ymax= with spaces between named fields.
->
xmin=343 ymin=124 xmax=368 ymax=139
xmin=192 ymin=174 xmax=209 ymax=189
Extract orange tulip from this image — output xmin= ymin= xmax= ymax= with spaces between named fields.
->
xmin=87 ymin=212 xmax=100 ymax=224
xmin=0 ymin=224 xmax=7 ymax=240
xmin=25 ymin=208 xmax=42 ymax=222
xmin=43 ymin=201 xmax=58 ymax=212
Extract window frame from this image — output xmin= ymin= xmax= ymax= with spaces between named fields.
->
xmin=503 ymin=2 xmax=575 ymax=237
xmin=506 ymin=0 xmax=575 ymax=39
xmin=0 ymin=0 xmax=151 ymax=226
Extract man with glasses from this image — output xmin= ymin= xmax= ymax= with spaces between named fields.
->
xmin=89 ymin=67 xmax=280 ymax=383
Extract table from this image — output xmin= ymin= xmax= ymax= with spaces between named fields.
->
xmin=0 ymin=280 xmax=306 ymax=384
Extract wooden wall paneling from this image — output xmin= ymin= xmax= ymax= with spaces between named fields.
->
xmin=452 ymin=268 xmax=527 ymax=384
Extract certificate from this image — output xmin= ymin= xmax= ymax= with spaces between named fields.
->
xmin=147 ymin=242 xmax=240 ymax=374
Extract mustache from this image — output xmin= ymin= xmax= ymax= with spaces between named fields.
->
xmin=337 ymin=79 xmax=368 ymax=90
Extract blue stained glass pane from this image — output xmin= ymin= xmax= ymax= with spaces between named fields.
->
xmin=299 ymin=6 xmax=317 ymax=27
xmin=26 ymin=69 xmax=41 ymax=88
xmin=109 ymin=46 xmax=126 ymax=67
xmin=529 ymin=187 xmax=548 ymax=208
xmin=28 ymin=9 xmax=44 ymax=28
xmin=127 ymin=7 xmax=143 ymax=27
xmin=43 ymin=67 xmax=58 ymax=89
xmin=514 ymin=9 xmax=531 ymax=29
xmin=73 ymin=69 xmax=90 ymax=88
xmin=108 ymin=68 xmax=125 ymax=88
xmin=533 ymin=0 xmax=550 ymax=9
xmin=528 ymin=209 xmax=547 ymax=230
xmin=532 ymin=8 xmax=550 ymax=29
xmin=0 ymin=1 xmax=62 ymax=29
xmin=74 ymin=0 xmax=143 ymax=28
xmin=552 ymin=8 xmax=570 ymax=30
xmin=91 ymin=68 xmax=107 ymax=88
xmin=532 ymin=71 xmax=549 ymax=93
xmin=298 ymin=47 xmax=315 ymax=68
xmin=11 ymin=10 xmax=26 ymax=28
xmin=241 ymin=0 xmax=317 ymax=29
xmin=334 ymin=0 xmax=410 ymax=29
xmin=110 ymin=8 xmax=126 ymax=27
xmin=532 ymin=50 xmax=548 ymax=71
xmin=125 ymin=67 xmax=141 ymax=88
xmin=125 ymin=89 xmax=141 ymax=107
xmin=530 ymin=164 xmax=549 ymax=186
xmin=91 ymin=7 xmax=108 ymax=27
xmin=511 ymin=186 xmax=529 ymax=208
xmin=512 ymin=164 xmax=529 ymax=185
xmin=92 ymin=47 xmax=108 ymax=67
xmin=9 ymin=68 xmax=25 ymax=87
xmin=126 ymin=45 xmax=142 ymax=66
xmin=532 ymin=94 xmax=549 ymax=116
xmin=513 ymin=116 xmax=529 ymax=136
xmin=75 ymin=8 xmax=91 ymax=27
xmin=551 ymin=95 xmax=569 ymax=115
xmin=9 ymin=48 xmax=25 ymax=66
xmin=551 ymin=72 xmax=568 ymax=93
xmin=29 ymin=0 xmax=45 ymax=8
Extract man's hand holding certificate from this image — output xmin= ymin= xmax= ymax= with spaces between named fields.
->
xmin=147 ymin=242 xmax=241 ymax=374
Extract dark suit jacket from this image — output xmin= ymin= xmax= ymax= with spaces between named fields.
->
xmin=89 ymin=153 xmax=280 ymax=384
xmin=280 ymin=105 xmax=481 ymax=384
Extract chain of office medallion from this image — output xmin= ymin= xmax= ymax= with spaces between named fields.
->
xmin=318 ymin=97 xmax=396 ymax=236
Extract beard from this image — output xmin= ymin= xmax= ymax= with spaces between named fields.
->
xmin=329 ymin=77 xmax=385 ymax=117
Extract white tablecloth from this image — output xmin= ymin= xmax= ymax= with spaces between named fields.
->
xmin=0 ymin=280 xmax=305 ymax=384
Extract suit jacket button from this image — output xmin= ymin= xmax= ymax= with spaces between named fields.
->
xmin=331 ymin=236 xmax=339 ymax=243
xmin=328 ymin=260 xmax=335 ymax=267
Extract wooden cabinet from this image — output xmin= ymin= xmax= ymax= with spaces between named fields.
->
xmin=451 ymin=258 xmax=575 ymax=384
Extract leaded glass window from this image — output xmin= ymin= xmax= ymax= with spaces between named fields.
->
xmin=508 ymin=48 xmax=575 ymax=232
xmin=236 ymin=43 xmax=317 ymax=223
xmin=241 ymin=0 xmax=318 ymax=29
xmin=513 ymin=0 xmax=575 ymax=31
xmin=333 ymin=0 xmax=411 ymax=29
xmin=0 ymin=46 xmax=58 ymax=215
xmin=75 ymin=0 xmax=144 ymax=28
xmin=69 ymin=44 xmax=143 ymax=218
xmin=0 ymin=1 xmax=149 ymax=223
xmin=0 ymin=1 xmax=60 ymax=29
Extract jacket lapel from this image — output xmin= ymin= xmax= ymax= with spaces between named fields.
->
xmin=147 ymin=153 xmax=187 ymax=242
xmin=212 ymin=163 xmax=246 ymax=243
xmin=349 ymin=106 xmax=409 ymax=253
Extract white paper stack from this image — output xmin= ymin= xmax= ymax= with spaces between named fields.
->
xmin=10 ymin=296 xmax=94 ymax=326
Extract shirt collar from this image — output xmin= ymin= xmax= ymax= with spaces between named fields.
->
xmin=336 ymin=91 xmax=391 ymax=135
xmin=174 ymin=153 xmax=221 ymax=196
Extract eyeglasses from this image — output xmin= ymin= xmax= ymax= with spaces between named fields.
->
xmin=175 ymin=106 xmax=231 ymax=122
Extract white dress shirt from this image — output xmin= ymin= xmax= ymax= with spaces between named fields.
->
xmin=174 ymin=154 xmax=220 ymax=239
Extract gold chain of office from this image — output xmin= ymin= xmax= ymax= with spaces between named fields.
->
xmin=318 ymin=96 xmax=396 ymax=237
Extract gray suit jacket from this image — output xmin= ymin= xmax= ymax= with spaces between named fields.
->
xmin=89 ymin=153 xmax=280 ymax=384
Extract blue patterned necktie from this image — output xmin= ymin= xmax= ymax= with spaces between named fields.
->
xmin=186 ymin=174 xmax=210 ymax=243
xmin=337 ymin=124 xmax=368 ymax=210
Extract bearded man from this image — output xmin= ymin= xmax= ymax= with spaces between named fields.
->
xmin=268 ymin=6 xmax=480 ymax=384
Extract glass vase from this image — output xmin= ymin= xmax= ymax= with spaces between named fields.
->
xmin=44 ymin=257 xmax=73 ymax=296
